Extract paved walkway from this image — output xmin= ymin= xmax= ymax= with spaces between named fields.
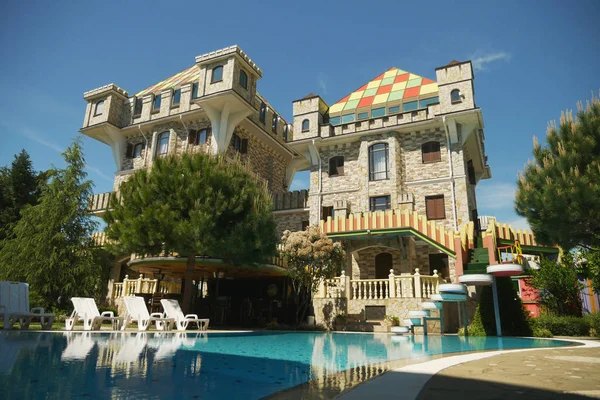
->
xmin=417 ymin=344 xmax=600 ymax=400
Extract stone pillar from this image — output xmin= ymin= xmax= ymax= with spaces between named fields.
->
xmin=398 ymin=193 xmax=414 ymax=212
xmin=414 ymin=268 xmax=422 ymax=298
xmin=388 ymin=269 xmax=396 ymax=298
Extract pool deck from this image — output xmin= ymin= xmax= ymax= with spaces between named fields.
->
xmin=340 ymin=338 xmax=600 ymax=400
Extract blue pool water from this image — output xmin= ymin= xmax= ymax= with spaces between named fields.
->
xmin=0 ymin=331 xmax=570 ymax=399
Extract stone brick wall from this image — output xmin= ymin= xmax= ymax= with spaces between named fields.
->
xmin=273 ymin=210 xmax=309 ymax=239
xmin=352 ymin=246 xmax=411 ymax=279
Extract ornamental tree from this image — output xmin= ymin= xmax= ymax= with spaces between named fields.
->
xmin=104 ymin=152 xmax=278 ymax=312
xmin=280 ymin=226 xmax=346 ymax=324
xmin=515 ymin=94 xmax=600 ymax=250
xmin=0 ymin=138 xmax=111 ymax=310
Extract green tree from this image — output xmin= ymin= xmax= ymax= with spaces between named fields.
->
xmin=0 ymin=150 xmax=45 ymax=242
xmin=104 ymin=152 xmax=278 ymax=312
xmin=530 ymin=253 xmax=582 ymax=316
xmin=280 ymin=226 xmax=346 ymax=324
xmin=0 ymin=138 xmax=111 ymax=310
xmin=515 ymin=94 xmax=600 ymax=250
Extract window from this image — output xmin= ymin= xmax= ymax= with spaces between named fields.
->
xmin=322 ymin=206 xmax=334 ymax=220
xmin=259 ymin=102 xmax=266 ymax=123
xmin=467 ymin=160 xmax=476 ymax=185
xmin=156 ymin=131 xmax=169 ymax=157
xmin=232 ymin=134 xmax=248 ymax=154
xmin=271 ymin=114 xmax=278 ymax=133
xmin=403 ymin=101 xmax=418 ymax=111
xmin=370 ymin=195 xmax=391 ymax=212
xmin=451 ymin=89 xmax=461 ymax=103
xmin=211 ymin=66 xmax=223 ymax=83
xmin=369 ymin=143 xmax=389 ymax=181
xmin=134 ymin=97 xmax=143 ymax=116
xmin=94 ymin=100 xmax=104 ymax=116
xmin=283 ymin=125 xmax=289 ymax=142
xmin=133 ymin=143 xmax=144 ymax=158
xmin=192 ymin=82 xmax=199 ymax=99
xmin=358 ymin=112 xmax=369 ymax=120
xmin=152 ymin=94 xmax=162 ymax=112
xmin=329 ymin=156 xmax=344 ymax=176
xmin=388 ymin=105 xmax=400 ymax=114
xmin=301 ymin=119 xmax=310 ymax=132
xmin=172 ymin=89 xmax=181 ymax=106
xmin=329 ymin=116 xmax=341 ymax=125
xmin=419 ymin=96 xmax=439 ymax=108
xmin=426 ymin=195 xmax=445 ymax=220
xmin=301 ymin=220 xmax=310 ymax=231
xmin=239 ymin=70 xmax=248 ymax=89
xmin=188 ymin=128 xmax=209 ymax=145
xmin=341 ymin=114 xmax=355 ymax=123
xmin=422 ymin=141 xmax=441 ymax=163
xmin=371 ymin=107 xmax=386 ymax=118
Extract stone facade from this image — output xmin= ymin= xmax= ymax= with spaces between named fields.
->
xmin=273 ymin=210 xmax=309 ymax=239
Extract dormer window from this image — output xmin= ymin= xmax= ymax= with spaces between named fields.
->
xmin=172 ymin=89 xmax=181 ymax=106
xmin=192 ymin=82 xmax=199 ymax=99
xmin=301 ymin=119 xmax=310 ymax=132
xmin=272 ymin=114 xmax=278 ymax=133
xmin=283 ymin=125 xmax=289 ymax=142
xmin=133 ymin=97 xmax=143 ymax=116
xmin=94 ymin=100 xmax=104 ymax=116
xmin=239 ymin=70 xmax=248 ymax=89
xmin=259 ymin=102 xmax=266 ymax=123
xmin=152 ymin=94 xmax=162 ymax=112
xmin=451 ymin=89 xmax=462 ymax=103
xmin=211 ymin=66 xmax=223 ymax=83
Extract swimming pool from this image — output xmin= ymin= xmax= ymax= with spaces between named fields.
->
xmin=0 ymin=331 xmax=570 ymax=399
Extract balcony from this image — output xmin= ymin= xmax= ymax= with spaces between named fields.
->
xmin=89 ymin=191 xmax=112 ymax=216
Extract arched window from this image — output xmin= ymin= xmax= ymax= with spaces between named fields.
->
xmin=422 ymin=141 xmax=441 ymax=163
xmin=301 ymin=119 xmax=310 ymax=132
xmin=156 ymin=131 xmax=170 ymax=157
xmin=211 ymin=66 xmax=223 ymax=83
xmin=329 ymin=156 xmax=344 ymax=176
xmin=375 ymin=253 xmax=393 ymax=279
xmin=239 ymin=70 xmax=248 ymax=89
xmin=451 ymin=89 xmax=461 ymax=103
xmin=94 ymin=100 xmax=104 ymax=116
xmin=368 ymin=143 xmax=389 ymax=181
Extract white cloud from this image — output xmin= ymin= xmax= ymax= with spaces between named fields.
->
xmin=505 ymin=217 xmax=531 ymax=231
xmin=476 ymin=182 xmax=516 ymax=210
xmin=470 ymin=52 xmax=512 ymax=71
xmin=317 ymin=72 xmax=328 ymax=95
xmin=19 ymin=127 xmax=64 ymax=153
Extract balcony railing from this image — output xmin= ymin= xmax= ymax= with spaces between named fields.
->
xmin=317 ymin=269 xmax=445 ymax=300
xmin=112 ymin=274 xmax=182 ymax=299
xmin=89 ymin=191 xmax=113 ymax=215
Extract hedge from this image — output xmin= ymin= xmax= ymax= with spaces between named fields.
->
xmin=530 ymin=315 xmax=591 ymax=337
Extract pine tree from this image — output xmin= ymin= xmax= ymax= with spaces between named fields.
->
xmin=0 ymin=150 xmax=44 ymax=241
xmin=0 ymin=138 xmax=111 ymax=310
xmin=104 ymin=152 xmax=278 ymax=312
xmin=515 ymin=93 xmax=600 ymax=250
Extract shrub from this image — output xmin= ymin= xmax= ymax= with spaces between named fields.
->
xmin=531 ymin=315 xmax=591 ymax=336
xmin=382 ymin=315 xmax=400 ymax=327
xmin=532 ymin=327 xmax=553 ymax=338
xmin=98 ymin=305 xmax=119 ymax=316
xmin=584 ymin=313 xmax=600 ymax=337
xmin=465 ymin=277 xmax=533 ymax=336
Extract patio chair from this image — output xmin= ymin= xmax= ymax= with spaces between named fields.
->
xmin=160 ymin=299 xmax=209 ymax=331
xmin=122 ymin=296 xmax=174 ymax=331
xmin=65 ymin=297 xmax=123 ymax=331
xmin=0 ymin=281 xmax=55 ymax=330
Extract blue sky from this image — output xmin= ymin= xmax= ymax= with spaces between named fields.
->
xmin=1 ymin=0 xmax=598 ymax=230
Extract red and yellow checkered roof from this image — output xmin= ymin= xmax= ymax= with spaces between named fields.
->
xmin=328 ymin=67 xmax=438 ymax=115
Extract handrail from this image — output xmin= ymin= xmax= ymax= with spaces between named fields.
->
xmin=497 ymin=240 xmax=523 ymax=264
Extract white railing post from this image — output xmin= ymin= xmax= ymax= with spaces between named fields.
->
xmin=414 ymin=268 xmax=422 ymax=298
xmin=388 ymin=269 xmax=396 ymax=298
xmin=136 ymin=274 xmax=143 ymax=294
xmin=123 ymin=275 xmax=129 ymax=297
xmin=317 ymin=280 xmax=326 ymax=298
xmin=340 ymin=271 xmax=348 ymax=298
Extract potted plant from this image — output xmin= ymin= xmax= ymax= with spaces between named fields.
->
xmin=382 ymin=315 xmax=400 ymax=331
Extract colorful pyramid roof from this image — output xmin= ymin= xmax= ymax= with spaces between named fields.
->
xmin=328 ymin=67 xmax=438 ymax=116
xmin=136 ymin=65 xmax=201 ymax=97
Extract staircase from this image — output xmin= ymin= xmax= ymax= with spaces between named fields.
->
xmin=464 ymin=246 xmax=489 ymax=274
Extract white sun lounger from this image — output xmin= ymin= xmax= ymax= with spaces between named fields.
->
xmin=0 ymin=281 xmax=55 ymax=330
xmin=160 ymin=299 xmax=209 ymax=331
xmin=65 ymin=297 xmax=123 ymax=331
xmin=122 ymin=296 xmax=174 ymax=331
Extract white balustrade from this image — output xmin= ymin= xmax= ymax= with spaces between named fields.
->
xmin=350 ymin=279 xmax=390 ymax=300
xmin=111 ymin=274 xmax=181 ymax=299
